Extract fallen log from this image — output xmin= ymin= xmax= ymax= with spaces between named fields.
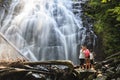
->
xmin=106 ymin=52 xmax=120 ymax=59
xmin=0 ymin=68 xmax=52 ymax=76
xmin=0 ymin=60 xmax=98 ymax=80
xmin=0 ymin=33 xmax=29 ymax=68
xmin=23 ymin=60 xmax=74 ymax=73
xmin=0 ymin=60 xmax=75 ymax=80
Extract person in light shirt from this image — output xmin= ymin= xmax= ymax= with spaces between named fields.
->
xmin=90 ymin=49 xmax=95 ymax=69
xmin=79 ymin=45 xmax=85 ymax=69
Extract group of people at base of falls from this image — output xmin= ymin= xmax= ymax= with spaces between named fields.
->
xmin=79 ymin=45 xmax=95 ymax=70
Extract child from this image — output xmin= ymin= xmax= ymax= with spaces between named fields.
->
xmin=83 ymin=45 xmax=90 ymax=69
xmin=90 ymin=49 xmax=95 ymax=70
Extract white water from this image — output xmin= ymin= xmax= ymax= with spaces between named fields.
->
xmin=0 ymin=0 xmax=92 ymax=64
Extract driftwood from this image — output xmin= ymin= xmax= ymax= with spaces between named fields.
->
xmin=23 ymin=60 xmax=74 ymax=73
xmin=0 ymin=60 xmax=77 ymax=80
xmin=95 ymin=52 xmax=120 ymax=80
xmin=102 ymin=52 xmax=120 ymax=65
xmin=106 ymin=52 xmax=120 ymax=59
xmin=0 ymin=60 xmax=97 ymax=80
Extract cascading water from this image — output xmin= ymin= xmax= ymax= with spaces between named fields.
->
xmin=0 ymin=0 xmax=96 ymax=64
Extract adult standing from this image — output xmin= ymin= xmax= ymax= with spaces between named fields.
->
xmin=79 ymin=45 xmax=85 ymax=69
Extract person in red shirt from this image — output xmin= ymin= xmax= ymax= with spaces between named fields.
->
xmin=82 ymin=45 xmax=90 ymax=69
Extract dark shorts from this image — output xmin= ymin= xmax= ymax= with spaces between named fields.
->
xmin=80 ymin=59 xmax=85 ymax=65
xmin=90 ymin=59 xmax=94 ymax=64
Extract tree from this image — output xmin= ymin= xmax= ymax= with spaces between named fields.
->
xmin=84 ymin=0 xmax=120 ymax=56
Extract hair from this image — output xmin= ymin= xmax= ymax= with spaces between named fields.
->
xmin=81 ymin=45 xmax=87 ymax=48
xmin=90 ymin=49 xmax=93 ymax=52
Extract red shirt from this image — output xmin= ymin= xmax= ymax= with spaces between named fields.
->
xmin=83 ymin=49 xmax=90 ymax=58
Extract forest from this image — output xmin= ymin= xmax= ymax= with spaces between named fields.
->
xmin=83 ymin=0 xmax=120 ymax=57
xmin=81 ymin=1 xmax=120 ymax=79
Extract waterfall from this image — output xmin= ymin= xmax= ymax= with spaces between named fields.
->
xmin=0 ymin=0 xmax=96 ymax=64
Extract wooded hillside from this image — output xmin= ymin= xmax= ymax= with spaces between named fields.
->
xmin=84 ymin=0 xmax=120 ymax=56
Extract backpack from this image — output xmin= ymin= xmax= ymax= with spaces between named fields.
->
xmin=84 ymin=49 xmax=90 ymax=58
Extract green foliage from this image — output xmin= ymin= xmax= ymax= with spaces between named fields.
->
xmin=101 ymin=0 xmax=111 ymax=3
xmin=101 ymin=0 xmax=107 ymax=3
xmin=84 ymin=0 xmax=120 ymax=56
xmin=107 ymin=6 xmax=120 ymax=21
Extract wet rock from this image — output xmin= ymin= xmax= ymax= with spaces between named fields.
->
xmin=88 ymin=73 xmax=96 ymax=80
xmin=99 ymin=52 xmax=120 ymax=79
xmin=94 ymin=62 xmax=102 ymax=70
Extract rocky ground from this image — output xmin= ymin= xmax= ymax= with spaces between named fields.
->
xmin=0 ymin=60 xmax=96 ymax=80
xmin=0 ymin=51 xmax=120 ymax=80
xmin=95 ymin=52 xmax=120 ymax=80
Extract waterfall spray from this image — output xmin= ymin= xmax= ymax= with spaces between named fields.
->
xmin=0 ymin=0 xmax=96 ymax=64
